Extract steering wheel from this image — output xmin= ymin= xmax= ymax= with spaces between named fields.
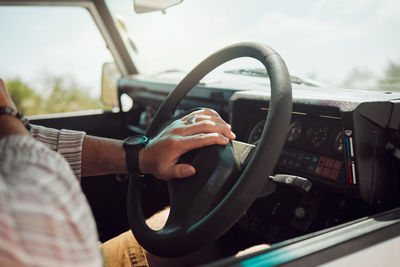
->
xmin=127 ymin=42 xmax=292 ymax=257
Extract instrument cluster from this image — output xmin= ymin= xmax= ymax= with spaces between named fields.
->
xmin=247 ymin=117 xmax=344 ymax=156
xmin=247 ymin=114 xmax=346 ymax=183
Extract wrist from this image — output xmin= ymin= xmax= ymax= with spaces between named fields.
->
xmin=122 ymin=135 xmax=149 ymax=175
xmin=138 ymin=147 xmax=147 ymax=175
xmin=0 ymin=106 xmax=31 ymax=131
xmin=0 ymin=115 xmax=30 ymax=138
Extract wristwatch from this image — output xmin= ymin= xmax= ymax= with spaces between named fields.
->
xmin=123 ymin=135 xmax=149 ymax=175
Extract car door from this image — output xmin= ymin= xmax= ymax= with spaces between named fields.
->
xmin=0 ymin=0 xmax=140 ymax=242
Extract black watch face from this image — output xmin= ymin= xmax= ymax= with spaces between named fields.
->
xmin=124 ymin=135 xmax=148 ymax=147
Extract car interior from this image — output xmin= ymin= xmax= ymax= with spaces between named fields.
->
xmin=33 ymin=46 xmax=400 ymax=265
xmin=2 ymin=0 xmax=400 ymax=265
xmin=115 ymin=44 xmax=400 ymax=264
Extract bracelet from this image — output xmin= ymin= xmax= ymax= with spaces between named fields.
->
xmin=0 ymin=106 xmax=31 ymax=132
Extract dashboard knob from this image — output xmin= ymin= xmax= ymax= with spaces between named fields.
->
xmin=294 ymin=207 xmax=307 ymax=219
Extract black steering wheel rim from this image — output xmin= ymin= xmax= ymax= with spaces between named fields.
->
xmin=127 ymin=42 xmax=292 ymax=257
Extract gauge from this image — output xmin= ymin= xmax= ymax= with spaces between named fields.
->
xmin=332 ymin=131 xmax=344 ymax=154
xmin=286 ymin=121 xmax=302 ymax=143
xmin=247 ymin=120 xmax=265 ymax=145
xmin=306 ymin=123 xmax=329 ymax=148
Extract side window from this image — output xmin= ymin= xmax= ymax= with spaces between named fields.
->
xmin=0 ymin=6 xmax=114 ymax=116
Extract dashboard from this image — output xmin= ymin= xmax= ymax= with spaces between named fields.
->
xmin=120 ymin=75 xmax=400 ymax=202
xmin=226 ymin=89 xmax=400 ymax=244
xmin=230 ymin=88 xmax=400 ymax=204
xmin=120 ymin=74 xmax=400 ymax=244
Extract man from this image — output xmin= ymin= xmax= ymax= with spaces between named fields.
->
xmin=0 ymin=78 xmax=236 ymax=266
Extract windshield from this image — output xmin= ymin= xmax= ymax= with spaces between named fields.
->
xmin=106 ymin=0 xmax=400 ymax=91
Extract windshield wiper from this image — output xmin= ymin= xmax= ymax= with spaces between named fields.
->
xmin=225 ymin=68 xmax=320 ymax=87
xmin=156 ymin=69 xmax=185 ymax=74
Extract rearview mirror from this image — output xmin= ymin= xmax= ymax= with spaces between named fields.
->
xmin=134 ymin=0 xmax=183 ymax=14
xmin=101 ymin=62 xmax=121 ymax=108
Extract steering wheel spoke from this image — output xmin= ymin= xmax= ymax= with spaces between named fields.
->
xmin=167 ymin=143 xmax=241 ymax=228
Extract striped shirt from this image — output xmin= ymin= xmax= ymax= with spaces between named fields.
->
xmin=0 ymin=125 xmax=103 ymax=266
xmin=30 ymin=125 xmax=85 ymax=180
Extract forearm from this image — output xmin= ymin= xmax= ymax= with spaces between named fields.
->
xmin=0 ymin=116 xmax=30 ymax=139
xmin=81 ymin=135 xmax=128 ymax=177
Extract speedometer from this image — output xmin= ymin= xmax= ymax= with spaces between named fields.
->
xmin=247 ymin=120 xmax=265 ymax=145
xmin=306 ymin=123 xmax=329 ymax=148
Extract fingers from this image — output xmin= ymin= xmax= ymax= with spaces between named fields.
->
xmin=183 ymin=108 xmax=221 ymax=120
xmin=0 ymin=78 xmax=5 ymax=90
xmin=184 ymin=120 xmax=235 ymax=139
xmin=181 ymin=109 xmax=235 ymax=140
xmin=180 ymin=132 xmax=231 ymax=153
xmin=195 ymin=115 xmax=231 ymax=128
xmin=0 ymin=79 xmax=7 ymax=97
xmin=0 ymin=78 xmax=17 ymax=110
xmin=139 ymin=108 xmax=236 ymax=180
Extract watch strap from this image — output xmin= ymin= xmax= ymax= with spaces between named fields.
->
xmin=126 ymin=145 xmax=142 ymax=175
xmin=123 ymin=136 xmax=148 ymax=175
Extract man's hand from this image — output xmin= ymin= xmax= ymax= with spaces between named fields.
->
xmin=0 ymin=79 xmax=30 ymax=138
xmin=139 ymin=109 xmax=236 ymax=180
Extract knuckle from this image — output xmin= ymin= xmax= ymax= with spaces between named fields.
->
xmin=188 ymin=110 xmax=200 ymax=117
xmin=204 ymin=132 xmax=218 ymax=140
xmin=216 ymin=132 xmax=225 ymax=139
xmin=200 ymin=133 xmax=227 ymax=145
xmin=216 ymin=133 xmax=229 ymax=144
xmin=223 ymin=127 xmax=232 ymax=136
xmin=204 ymin=108 xmax=215 ymax=113
xmin=204 ymin=108 xmax=218 ymax=115
xmin=195 ymin=114 xmax=206 ymax=121
xmin=199 ymin=120 xmax=215 ymax=127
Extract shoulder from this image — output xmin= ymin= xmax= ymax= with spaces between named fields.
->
xmin=0 ymin=135 xmax=102 ymax=266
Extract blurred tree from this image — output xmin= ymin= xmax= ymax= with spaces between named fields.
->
xmin=5 ymin=75 xmax=105 ymax=116
xmin=43 ymin=76 xmax=103 ymax=114
xmin=340 ymin=61 xmax=400 ymax=92
xmin=378 ymin=61 xmax=400 ymax=91
xmin=341 ymin=67 xmax=376 ymax=90
xmin=6 ymin=79 xmax=42 ymax=114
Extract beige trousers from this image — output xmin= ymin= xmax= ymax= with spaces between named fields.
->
xmin=101 ymin=230 xmax=149 ymax=267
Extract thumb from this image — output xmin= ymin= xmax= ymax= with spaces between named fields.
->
xmin=172 ymin=164 xmax=196 ymax=178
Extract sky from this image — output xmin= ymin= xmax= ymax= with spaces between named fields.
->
xmin=0 ymin=6 xmax=113 ymax=97
xmin=114 ymin=0 xmax=400 ymax=86
xmin=0 ymin=0 xmax=399 ymax=97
